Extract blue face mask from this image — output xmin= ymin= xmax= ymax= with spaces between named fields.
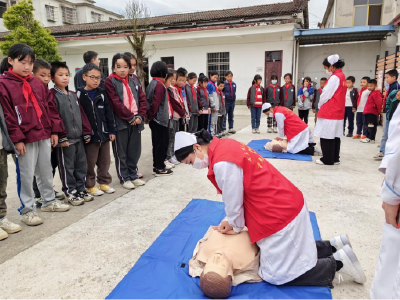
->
xmin=271 ymin=80 xmax=278 ymax=85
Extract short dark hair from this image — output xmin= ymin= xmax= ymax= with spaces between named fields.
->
xmin=209 ymin=71 xmax=219 ymax=77
xmin=111 ymin=53 xmax=131 ymax=70
xmin=217 ymin=79 xmax=225 ymax=86
xmin=176 ymin=70 xmax=186 ymax=79
xmin=177 ymin=67 xmax=188 ymax=76
xmin=320 ymin=77 xmax=328 ymax=81
xmin=225 ymin=70 xmax=233 ymax=77
xmin=346 ymin=76 xmax=355 ymax=83
xmin=33 ymin=58 xmax=51 ymax=73
xmin=199 ymin=75 xmax=208 ymax=84
xmin=83 ymin=63 xmax=101 ymax=75
xmin=150 ymin=61 xmax=168 ymax=78
xmin=271 ymin=74 xmax=278 ymax=80
xmin=83 ymin=51 xmax=98 ymax=64
xmin=284 ymin=73 xmax=293 ymax=80
xmin=124 ymin=52 xmax=137 ymax=63
xmin=361 ymin=76 xmax=371 ymax=82
xmin=368 ymin=79 xmax=378 ymax=85
xmin=252 ymin=74 xmax=262 ymax=85
xmin=386 ymin=69 xmax=399 ymax=79
xmin=175 ymin=129 xmax=212 ymax=162
xmin=303 ymin=76 xmax=311 ymax=84
xmin=51 ymin=61 xmax=69 ymax=77
xmin=188 ymin=72 xmax=197 ymax=80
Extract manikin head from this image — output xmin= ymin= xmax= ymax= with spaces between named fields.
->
xmin=200 ymin=252 xmax=233 ymax=299
xmin=272 ymin=144 xmax=284 ymax=153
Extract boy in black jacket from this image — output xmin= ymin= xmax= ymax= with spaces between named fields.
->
xmin=344 ymin=76 xmax=359 ymax=137
xmin=78 ymin=63 xmax=116 ymax=196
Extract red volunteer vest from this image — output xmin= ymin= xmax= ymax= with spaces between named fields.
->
xmin=207 ymin=138 xmax=304 ymax=244
xmin=317 ymin=69 xmax=347 ymax=120
xmin=273 ymin=106 xmax=308 ymax=141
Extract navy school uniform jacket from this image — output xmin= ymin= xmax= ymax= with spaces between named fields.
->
xmin=223 ymin=80 xmax=237 ymax=103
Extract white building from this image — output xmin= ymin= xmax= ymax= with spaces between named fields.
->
xmin=0 ymin=0 xmax=123 ymax=31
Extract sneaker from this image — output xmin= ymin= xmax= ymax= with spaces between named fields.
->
xmin=267 ymin=128 xmax=273 ymax=133
xmin=252 ymin=129 xmax=256 ymax=134
xmin=87 ymin=186 xmax=104 ymax=196
xmin=374 ymin=152 xmax=384 ymax=160
xmin=164 ymin=161 xmax=174 ymax=170
xmin=138 ymin=172 xmax=143 ymax=179
xmin=34 ymin=197 xmax=42 ymax=207
xmin=155 ymin=168 xmax=173 ymax=177
xmin=122 ymin=181 xmax=136 ymax=190
xmin=79 ymin=191 xmax=94 ymax=202
xmin=41 ymin=200 xmax=70 ymax=212
xmin=334 ymin=161 xmax=340 ymax=165
xmin=256 ymin=128 xmax=260 ymax=134
xmin=330 ymin=234 xmax=352 ymax=251
xmin=273 ymin=128 xmax=278 ymax=133
xmin=99 ymin=184 xmax=115 ymax=194
xmin=360 ymin=135 xmax=367 ymax=139
xmin=334 ymin=245 xmax=366 ymax=284
xmin=21 ymin=211 xmax=43 ymax=226
xmin=132 ymin=179 xmax=146 ymax=187
xmin=65 ymin=193 xmax=85 ymax=206
xmin=55 ymin=190 xmax=65 ymax=200
xmin=229 ymin=128 xmax=236 ymax=134
xmin=353 ymin=134 xmax=361 ymax=139
xmin=360 ymin=138 xmax=371 ymax=143
xmin=315 ymin=159 xmax=325 ymax=165
xmin=0 ymin=228 xmax=7 ymax=240
xmin=346 ymin=132 xmax=353 ymax=137
xmin=169 ymin=156 xmax=180 ymax=165
xmin=0 ymin=218 xmax=22 ymax=233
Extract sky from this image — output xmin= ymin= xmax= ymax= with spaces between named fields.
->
xmin=95 ymin=0 xmax=329 ymax=29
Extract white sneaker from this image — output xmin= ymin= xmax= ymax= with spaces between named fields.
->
xmin=165 ymin=162 xmax=174 ymax=170
xmin=55 ymin=191 xmax=65 ymax=200
xmin=65 ymin=193 xmax=85 ymax=206
xmin=273 ymin=128 xmax=278 ymax=133
xmin=256 ymin=128 xmax=260 ymax=134
xmin=267 ymin=128 xmax=273 ymax=133
xmin=360 ymin=138 xmax=371 ymax=143
xmin=21 ymin=211 xmax=43 ymax=226
xmin=252 ymin=129 xmax=256 ymax=134
xmin=330 ymin=234 xmax=352 ymax=251
xmin=315 ymin=159 xmax=324 ymax=165
xmin=0 ymin=227 xmax=7 ymax=240
xmin=41 ymin=200 xmax=70 ymax=212
xmin=334 ymin=245 xmax=366 ymax=284
xmin=334 ymin=162 xmax=340 ymax=165
xmin=229 ymin=128 xmax=236 ymax=134
xmin=132 ymin=179 xmax=146 ymax=187
xmin=169 ymin=156 xmax=180 ymax=165
xmin=0 ymin=217 xmax=22 ymax=233
xmin=122 ymin=181 xmax=136 ymax=190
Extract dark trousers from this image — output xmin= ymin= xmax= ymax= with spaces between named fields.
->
xmin=0 ymin=149 xmax=8 ymax=219
xmin=365 ymin=113 xmax=378 ymax=141
xmin=85 ymin=141 xmax=112 ymax=188
xmin=320 ymin=138 xmax=341 ymax=165
xmin=298 ymin=143 xmax=315 ymax=155
xmin=198 ymin=114 xmax=209 ymax=131
xmin=112 ymin=126 xmax=142 ymax=183
xmin=298 ymin=109 xmax=309 ymax=124
xmin=57 ymin=141 xmax=87 ymax=195
xmin=356 ymin=112 xmax=367 ymax=136
xmin=149 ymin=120 xmax=169 ymax=170
xmin=222 ymin=114 xmax=227 ymax=131
xmin=217 ymin=116 xmax=224 ymax=134
xmin=226 ymin=102 xmax=235 ymax=129
xmin=285 ymin=241 xmax=336 ymax=287
xmin=167 ymin=119 xmax=180 ymax=160
xmin=343 ymin=107 xmax=355 ymax=134
xmin=33 ymin=149 xmax=58 ymax=198
xmin=188 ymin=114 xmax=199 ymax=133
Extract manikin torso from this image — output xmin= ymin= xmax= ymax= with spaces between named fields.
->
xmin=264 ymin=139 xmax=288 ymax=152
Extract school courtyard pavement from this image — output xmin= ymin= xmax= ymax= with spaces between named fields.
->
xmin=0 ymin=105 xmax=385 ymax=299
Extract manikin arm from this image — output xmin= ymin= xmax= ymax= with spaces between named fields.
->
xmin=274 ymin=112 xmax=286 ymax=139
xmin=214 ymin=161 xmax=245 ymax=233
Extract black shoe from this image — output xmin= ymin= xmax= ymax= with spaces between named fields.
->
xmin=155 ymin=168 xmax=173 ymax=177
xmin=346 ymin=132 xmax=353 ymax=137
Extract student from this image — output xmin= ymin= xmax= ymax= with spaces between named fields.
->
xmin=105 ymin=53 xmax=147 ymax=187
xmin=51 ymin=62 xmax=93 ymax=205
xmin=146 ymin=61 xmax=172 ymax=176
xmin=186 ymin=72 xmax=200 ymax=133
xmin=361 ymin=79 xmax=383 ymax=144
xmin=297 ymin=76 xmax=313 ymax=124
xmin=0 ymin=43 xmax=70 ymax=226
xmin=247 ymin=74 xmax=264 ymax=134
xmin=312 ymin=77 xmax=327 ymax=123
xmin=280 ymin=73 xmax=296 ymax=110
xmin=207 ymin=71 xmax=219 ymax=137
xmin=32 ymin=58 xmax=64 ymax=205
xmin=344 ymin=76 xmax=358 ymax=137
xmin=265 ymin=74 xmax=280 ymax=133
xmin=174 ymin=70 xmax=190 ymax=132
xmin=197 ymin=75 xmax=211 ymax=131
xmin=77 ymin=63 xmax=116 ymax=196
xmin=74 ymin=51 xmax=105 ymax=90
xmin=217 ymin=80 xmax=226 ymax=137
xmin=223 ymin=71 xmax=237 ymax=134
xmin=353 ymin=76 xmax=370 ymax=139
xmin=375 ymin=69 xmax=400 ymax=160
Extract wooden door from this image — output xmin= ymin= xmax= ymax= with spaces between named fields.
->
xmin=264 ymin=51 xmax=283 ymax=88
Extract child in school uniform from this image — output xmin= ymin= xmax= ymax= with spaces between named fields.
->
xmin=186 ymin=72 xmax=200 ymax=133
xmin=353 ymin=76 xmax=370 ymax=139
xmin=297 ymin=76 xmax=314 ymax=124
xmin=361 ymin=79 xmax=383 ymax=144
xmin=207 ymin=71 xmax=219 ymax=137
xmin=344 ymin=76 xmax=358 ymax=137
xmin=0 ymin=44 xmax=70 ymax=226
xmin=266 ymin=74 xmax=280 ymax=133
xmin=197 ymin=75 xmax=211 ymax=131
xmin=312 ymin=77 xmax=327 ymax=124
xmin=223 ymin=71 xmax=237 ymax=134
xmin=247 ymin=74 xmax=264 ymax=134
xmin=174 ymin=69 xmax=190 ymax=132
xmin=77 ymin=63 xmax=116 ymax=196
xmin=105 ymin=53 xmax=147 ymax=187
xmin=280 ymin=73 xmax=296 ymax=110
xmin=51 ymin=62 xmax=93 ymax=205
xmin=217 ymin=80 xmax=226 ymax=137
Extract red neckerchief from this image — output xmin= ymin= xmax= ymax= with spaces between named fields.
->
xmin=302 ymin=85 xmax=311 ymax=101
xmin=357 ymin=87 xmax=367 ymax=107
xmin=269 ymin=84 xmax=277 ymax=99
xmin=228 ymin=81 xmax=233 ymax=97
xmin=173 ymin=84 xmax=184 ymax=106
xmin=284 ymin=83 xmax=292 ymax=101
xmin=189 ymin=83 xmax=196 ymax=102
xmin=109 ymin=73 xmax=134 ymax=109
xmin=8 ymin=68 xmax=43 ymax=121
xmin=209 ymin=80 xmax=220 ymax=96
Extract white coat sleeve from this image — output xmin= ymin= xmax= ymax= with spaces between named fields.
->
xmin=213 ymin=161 xmax=245 ymax=232
xmin=275 ymin=112 xmax=286 ymax=139
xmin=318 ymin=75 xmax=340 ymax=109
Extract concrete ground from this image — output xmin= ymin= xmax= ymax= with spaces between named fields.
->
xmin=0 ymin=105 xmax=385 ymax=299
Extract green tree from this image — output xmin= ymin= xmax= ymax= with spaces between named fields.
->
xmin=0 ymin=0 xmax=62 ymax=62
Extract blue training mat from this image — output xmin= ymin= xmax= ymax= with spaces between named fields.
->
xmin=107 ymin=199 xmax=332 ymax=299
xmin=248 ymin=139 xmax=313 ymax=162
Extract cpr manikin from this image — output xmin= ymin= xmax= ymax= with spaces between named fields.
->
xmin=264 ymin=139 xmax=288 ymax=153
xmin=189 ymin=219 xmax=261 ymax=299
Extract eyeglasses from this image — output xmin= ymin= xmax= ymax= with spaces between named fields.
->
xmin=86 ymin=75 xmax=101 ymax=81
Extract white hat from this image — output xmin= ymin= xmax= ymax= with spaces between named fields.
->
xmin=174 ymin=132 xmax=197 ymax=152
xmin=262 ymin=103 xmax=272 ymax=111
xmin=327 ymin=54 xmax=340 ymax=66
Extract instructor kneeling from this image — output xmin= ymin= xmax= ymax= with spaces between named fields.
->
xmin=174 ymin=130 xmax=365 ymax=290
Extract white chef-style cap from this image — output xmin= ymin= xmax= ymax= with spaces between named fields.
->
xmin=327 ymin=54 xmax=340 ymax=66
xmin=262 ymin=103 xmax=272 ymax=112
xmin=174 ymin=132 xmax=197 ymax=152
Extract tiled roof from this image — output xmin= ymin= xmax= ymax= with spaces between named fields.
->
xmin=47 ymin=1 xmax=308 ymax=35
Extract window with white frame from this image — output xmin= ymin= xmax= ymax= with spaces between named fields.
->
xmin=207 ymin=52 xmax=230 ymax=78
xmin=45 ymin=5 xmax=56 ymax=21
xmin=161 ymin=57 xmax=174 ymax=70
xmin=61 ymin=6 xmax=76 ymax=24
xmin=91 ymin=11 xmax=103 ymax=23
xmin=353 ymin=0 xmax=382 ymax=26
